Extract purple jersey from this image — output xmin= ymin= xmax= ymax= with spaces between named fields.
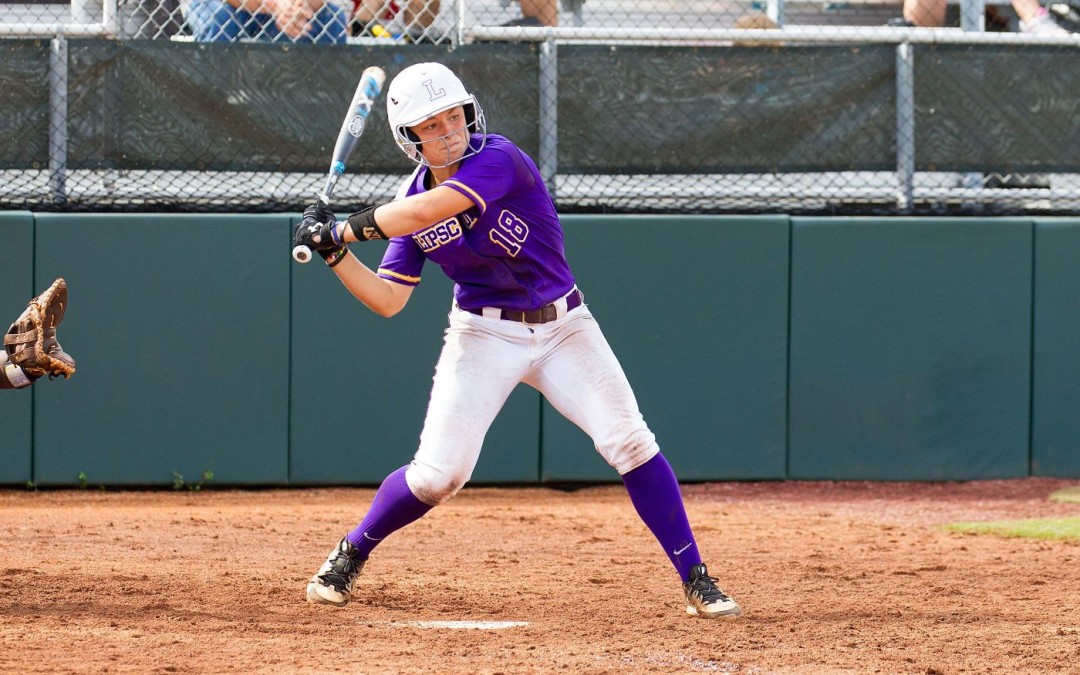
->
xmin=376 ymin=134 xmax=576 ymax=312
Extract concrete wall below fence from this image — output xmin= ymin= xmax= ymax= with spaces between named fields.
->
xmin=3 ymin=212 xmax=1078 ymax=486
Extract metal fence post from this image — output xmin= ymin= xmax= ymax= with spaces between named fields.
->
xmin=103 ymin=0 xmax=119 ymax=35
xmin=538 ymin=37 xmax=558 ymax=198
xmin=895 ymin=42 xmax=915 ymax=212
xmin=454 ymin=0 xmax=465 ymax=47
xmin=961 ymin=0 xmax=985 ymax=32
xmin=766 ymin=0 xmax=785 ymax=27
xmin=49 ymin=35 xmax=68 ymax=205
xmin=959 ymin=0 xmax=986 ymax=194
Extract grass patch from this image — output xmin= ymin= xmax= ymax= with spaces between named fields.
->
xmin=941 ymin=517 xmax=1080 ymax=541
xmin=1049 ymin=486 xmax=1080 ymax=504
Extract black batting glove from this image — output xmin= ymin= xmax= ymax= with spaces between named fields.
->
xmin=293 ymin=218 xmax=338 ymax=252
xmin=304 ymin=202 xmax=336 ymax=227
xmin=294 ymin=203 xmax=344 ymax=252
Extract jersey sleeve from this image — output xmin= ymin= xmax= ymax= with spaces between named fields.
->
xmin=377 ymin=235 xmax=424 ymax=286
xmin=375 ymin=168 xmax=426 ymax=286
xmin=440 ymin=144 xmax=516 ymax=216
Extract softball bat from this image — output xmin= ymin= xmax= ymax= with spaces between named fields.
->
xmin=293 ymin=65 xmax=387 ymax=264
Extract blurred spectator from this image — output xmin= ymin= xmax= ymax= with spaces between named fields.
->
xmin=731 ymin=11 xmax=782 ymax=46
xmin=352 ymin=0 xmax=440 ymax=40
xmin=503 ymin=0 xmax=559 ymax=26
xmin=732 ymin=11 xmax=778 ymax=30
xmin=891 ymin=0 xmax=1069 ymax=34
xmin=185 ymin=0 xmax=349 ymax=42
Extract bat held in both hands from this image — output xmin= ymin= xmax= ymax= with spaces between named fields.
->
xmin=292 ymin=65 xmax=387 ymax=264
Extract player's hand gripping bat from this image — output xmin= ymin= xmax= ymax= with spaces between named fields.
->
xmin=293 ymin=66 xmax=387 ymax=264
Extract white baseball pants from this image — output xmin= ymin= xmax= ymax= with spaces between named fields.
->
xmin=405 ymin=299 xmax=661 ymax=506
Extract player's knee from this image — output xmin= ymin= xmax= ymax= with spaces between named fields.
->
xmin=416 ymin=476 xmax=467 ymax=505
xmin=600 ymin=427 xmax=659 ymax=475
xmin=405 ymin=463 xmax=468 ymax=506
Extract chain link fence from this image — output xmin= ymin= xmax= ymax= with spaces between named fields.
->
xmin=2 ymin=0 xmax=1080 ymax=214
xmin=9 ymin=0 xmax=1080 ymax=40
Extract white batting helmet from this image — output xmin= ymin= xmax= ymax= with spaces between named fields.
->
xmin=386 ymin=62 xmax=486 ymax=167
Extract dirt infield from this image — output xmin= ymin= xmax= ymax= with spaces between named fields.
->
xmin=1 ymin=478 xmax=1078 ymax=674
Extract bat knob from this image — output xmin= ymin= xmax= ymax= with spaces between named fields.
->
xmin=292 ymin=245 xmax=312 ymax=264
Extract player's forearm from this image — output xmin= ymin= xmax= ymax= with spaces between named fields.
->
xmin=342 ymin=187 xmax=473 ymax=242
xmin=330 ymin=254 xmax=408 ymax=317
xmin=371 ymin=198 xmax=437 ymax=238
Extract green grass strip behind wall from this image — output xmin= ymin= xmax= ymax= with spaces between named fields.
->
xmin=1049 ymin=486 xmax=1080 ymax=504
xmin=941 ymin=517 xmax=1080 ymax=541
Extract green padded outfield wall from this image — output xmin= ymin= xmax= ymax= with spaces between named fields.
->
xmin=0 ymin=211 xmax=34 ymax=484
xmin=788 ymin=217 xmax=1032 ymax=480
xmin=11 ymin=212 xmax=1080 ymax=485
xmin=1032 ymin=219 xmax=1080 ymax=477
xmin=541 ymin=215 xmax=790 ymax=482
xmin=31 ymin=214 xmax=291 ymax=486
xmin=289 ymin=230 xmax=540 ymax=486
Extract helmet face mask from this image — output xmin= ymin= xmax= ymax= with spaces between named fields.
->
xmin=386 ymin=63 xmax=487 ymax=168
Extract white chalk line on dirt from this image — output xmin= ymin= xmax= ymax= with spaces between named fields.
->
xmin=378 ymin=620 xmax=529 ymax=630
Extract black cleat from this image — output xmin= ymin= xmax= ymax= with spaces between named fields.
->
xmin=306 ymin=537 xmax=366 ymax=606
xmin=683 ymin=563 xmax=741 ymax=619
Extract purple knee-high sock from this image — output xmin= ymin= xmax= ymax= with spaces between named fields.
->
xmin=621 ymin=452 xmax=702 ymax=582
xmin=346 ymin=465 xmax=433 ymax=559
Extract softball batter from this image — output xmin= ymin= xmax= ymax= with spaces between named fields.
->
xmin=294 ymin=62 xmax=740 ymax=619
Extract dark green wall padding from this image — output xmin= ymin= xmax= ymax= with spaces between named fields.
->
xmin=1032 ymin=220 xmax=1080 ymax=477
xmin=788 ymin=218 xmax=1032 ymax=480
xmin=0 ymin=211 xmax=34 ymax=483
xmin=5 ymin=212 xmax=1080 ymax=486
xmin=31 ymin=214 xmax=291 ymax=486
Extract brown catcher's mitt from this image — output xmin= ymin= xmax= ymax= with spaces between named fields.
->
xmin=4 ymin=278 xmax=77 ymax=380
